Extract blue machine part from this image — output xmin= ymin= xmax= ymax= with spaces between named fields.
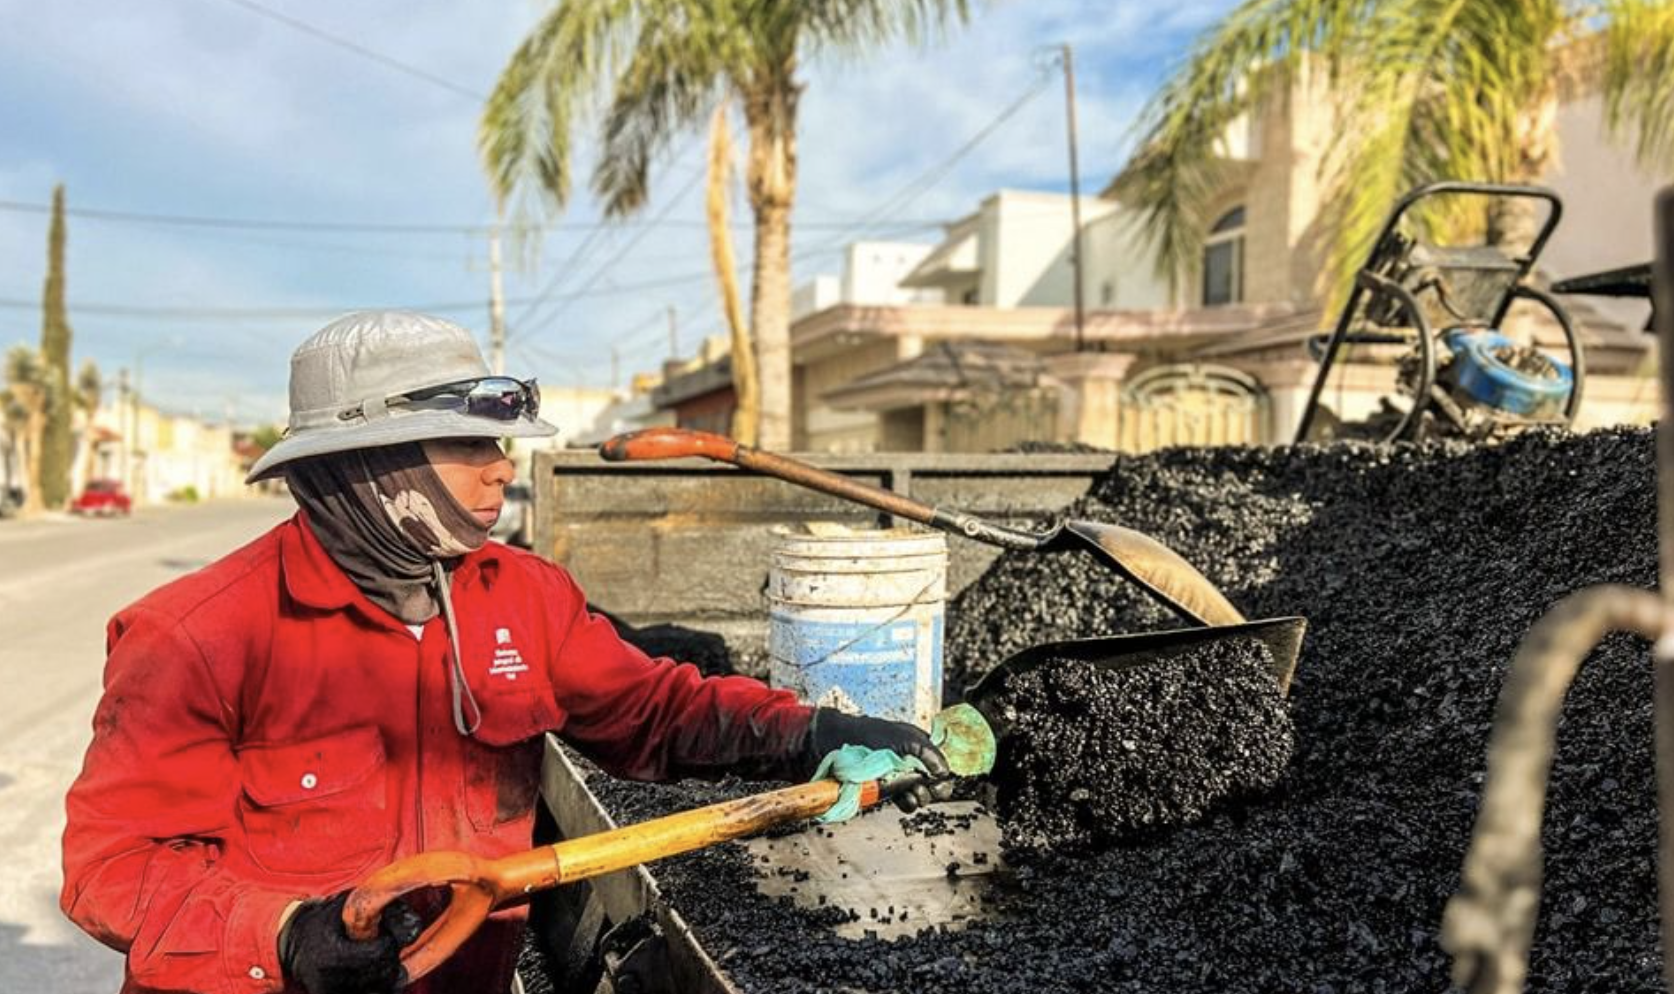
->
xmin=1443 ymin=328 xmax=1573 ymax=417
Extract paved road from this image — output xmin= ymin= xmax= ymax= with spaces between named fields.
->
xmin=0 ymin=499 xmax=293 ymax=993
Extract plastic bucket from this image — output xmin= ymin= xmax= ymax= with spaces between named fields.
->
xmin=767 ymin=525 xmax=948 ymax=729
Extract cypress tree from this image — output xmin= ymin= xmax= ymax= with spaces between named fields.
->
xmin=38 ymin=184 xmax=74 ymax=508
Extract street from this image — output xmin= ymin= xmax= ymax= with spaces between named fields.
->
xmin=0 ymin=498 xmax=293 ymax=993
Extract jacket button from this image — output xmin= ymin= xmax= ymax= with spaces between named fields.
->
xmin=248 ymin=966 xmax=266 ymax=980
xmin=300 ymin=773 xmax=318 ymax=790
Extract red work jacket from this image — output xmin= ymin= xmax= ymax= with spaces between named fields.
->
xmin=61 ymin=512 xmax=812 ymax=994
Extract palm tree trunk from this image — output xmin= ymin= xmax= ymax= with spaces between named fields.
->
xmin=1486 ymin=87 xmax=1560 ymax=254
xmin=707 ymin=108 xmax=760 ymax=445
xmin=1486 ymin=86 xmax=1559 ymax=343
xmin=743 ymin=72 xmax=800 ymax=451
xmin=22 ymin=410 xmax=44 ymax=516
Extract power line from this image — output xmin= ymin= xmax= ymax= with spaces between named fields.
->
xmin=206 ymin=0 xmax=487 ymax=102
xmin=0 ymin=199 xmax=518 ymax=235
xmin=506 ymin=143 xmax=709 ymax=334
xmin=0 ymin=270 xmax=720 ymax=322
xmin=127 ymin=227 xmax=478 ymax=263
xmin=0 ymin=199 xmax=946 ymax=237
xmin=804 ymin=76 xmax=1053 ymax=254
xmin=510 ymin=164 xmax=709 ymax=345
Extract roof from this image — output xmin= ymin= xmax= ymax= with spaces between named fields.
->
xmin=651 ymin=353 xmax=733 ymax=409
xmin=821 ymin=341 xmax=1050 ymax=412
xmin=899 ymin=214 xmax=980 ymax=290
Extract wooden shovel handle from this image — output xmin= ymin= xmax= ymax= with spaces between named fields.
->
xmin=600 ymin=428 xmax=937 ymax=526
xmin=344 ymin=777 xmax=884 ymax=985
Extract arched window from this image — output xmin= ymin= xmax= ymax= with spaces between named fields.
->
xmin=1202 ymin=206 xmax=1245 ymax=306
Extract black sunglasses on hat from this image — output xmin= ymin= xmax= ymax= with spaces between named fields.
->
xmin=339 ymin=376 xmax=541 ymax=423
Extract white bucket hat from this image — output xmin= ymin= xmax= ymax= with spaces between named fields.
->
xmin=246 ymin=310 xmax=557 ymax=483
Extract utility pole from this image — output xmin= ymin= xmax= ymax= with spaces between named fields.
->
xmin=1061 ymin=42 xmax=1088 ymax=353
xmin=667 ymin=305 xmax=679 ymax=358
xmin=488 ymin=221 xmax=507 ymax=375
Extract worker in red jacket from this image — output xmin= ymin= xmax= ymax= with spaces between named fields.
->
xmin=61 ymin=311 xmax=950 ymax=994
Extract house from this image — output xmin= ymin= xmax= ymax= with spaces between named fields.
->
xmin=92 ymin=399 xmax=245 ymax=505
xmin=789 ymin=62 xmax=1661 ymax=453
xmin=627 ymin=59 xmax=1661 ymax=455
xmin=791 ymin=188 xmax=1253 ymax=453
xmin=650 ymin=242 xmax=955 ymax=440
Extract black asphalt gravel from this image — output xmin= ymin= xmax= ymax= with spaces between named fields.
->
xmin=586 ymin=426 xmax=1658 ymax=993
xmin=990 ymin=636 xmax=1292 ymax=851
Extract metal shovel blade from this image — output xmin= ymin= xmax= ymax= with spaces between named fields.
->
xmin=964 ymin=616 xmax=1309 ymax=713
xmin=1041 ymin=519 xmax=1249 ymax=628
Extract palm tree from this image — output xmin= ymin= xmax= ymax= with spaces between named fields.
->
xmin=4 ymin=345 xmax=54 ymax=516
xmin=1111 ymin=0 xmax=1674 ymax=305
xmin=480 ymin=0 xmax=972 ymax=449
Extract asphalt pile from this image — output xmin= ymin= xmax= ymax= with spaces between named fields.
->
xmin=586 ymin=426 xmax=1659 ymax=993
xmin=990 ymin=636 xmax=1293 ymax=851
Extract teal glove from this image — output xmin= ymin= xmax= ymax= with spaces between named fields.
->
xmin=796 ymin=708 xmax=953 ymax=813
xmin=810 ymin=744 xmax=930 ymax=823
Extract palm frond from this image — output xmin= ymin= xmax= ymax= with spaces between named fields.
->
xmin=1111 ymin=0 xmax=1370 ymax=288
xmin=477 ymin=0 xmax=640 ymax=215
xmin=1306 ymin=0 xmax=1570 ymax=304
xmin=76 ymin=360 xmax=101 ymax=413
xmin=1600 ymin=0 xmax=1674 ymax=174
xmin=3 ymin=345 xmax=51 ymax=410
xmin=592 ymin=10 xmax=730 ymax=216
xmin=796 ymin=0 xmax=972 ymax=55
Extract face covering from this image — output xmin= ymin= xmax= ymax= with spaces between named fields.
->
xmin=285 ymin=443 xmax=488 ymax=621
xmin=285 ymin=442 xmax=491 ymax=735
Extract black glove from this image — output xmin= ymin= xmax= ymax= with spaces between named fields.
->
xmin=278 ymin=890 xmax=422 ymax=994
xmin=801 ymin=708 xmax=955 ymax=813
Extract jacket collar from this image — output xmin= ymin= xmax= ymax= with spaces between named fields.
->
xmin=280 ymin=511 xmax=503 ymax=615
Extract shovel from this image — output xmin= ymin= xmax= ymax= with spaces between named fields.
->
xmin=598 ymin=427 xmax=1244 ymax=628
xmin=343 ymin=708 xmax=1000 ymax=984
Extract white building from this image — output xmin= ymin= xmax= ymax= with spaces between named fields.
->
xmin=90 ymin=400 xmax=244 ymax=505
xmin=898 ymin=189 xmax=1170 ymax=310
xmin=792 ymin=241 xmax=944 ymax=320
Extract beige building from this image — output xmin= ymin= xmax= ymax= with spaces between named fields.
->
xmin=90 ymin=400 xmax=245 ymax=505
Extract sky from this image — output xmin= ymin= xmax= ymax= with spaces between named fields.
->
xmin=0 ymin=0 xmax=1239 ymax=426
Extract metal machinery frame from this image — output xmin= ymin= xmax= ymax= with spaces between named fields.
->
xmin=1294 ymin=182 xmax=1585 ymax=444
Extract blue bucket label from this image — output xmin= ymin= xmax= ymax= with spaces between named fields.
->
xmin=769 ymin=613 xmax=930 ymax=724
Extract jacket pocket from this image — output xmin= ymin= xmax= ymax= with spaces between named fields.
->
xmin=461 ymin=690 xmax=562 ymax=832
xmin=463 ymin=735 xmax=547 ymax=833
xmin=238 ymin=726 xmax=390 ymax=877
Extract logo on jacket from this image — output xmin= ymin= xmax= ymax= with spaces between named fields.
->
xmin=489 ymin=626 xmax=528 ymax=681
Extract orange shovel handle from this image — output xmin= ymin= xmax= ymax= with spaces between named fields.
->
xmin=344 ymin=777 xmax=882 ymax=985
xmin=598 ymin=427 xmax=742 ymax=463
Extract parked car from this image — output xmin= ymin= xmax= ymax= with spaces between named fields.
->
xmin=71 ymin=479 xmax=133 ymax=517
xmin=491 ymin=481 xmax=531 ymax=548
xmin=0 ymin=485 xmax=21 ymax=518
